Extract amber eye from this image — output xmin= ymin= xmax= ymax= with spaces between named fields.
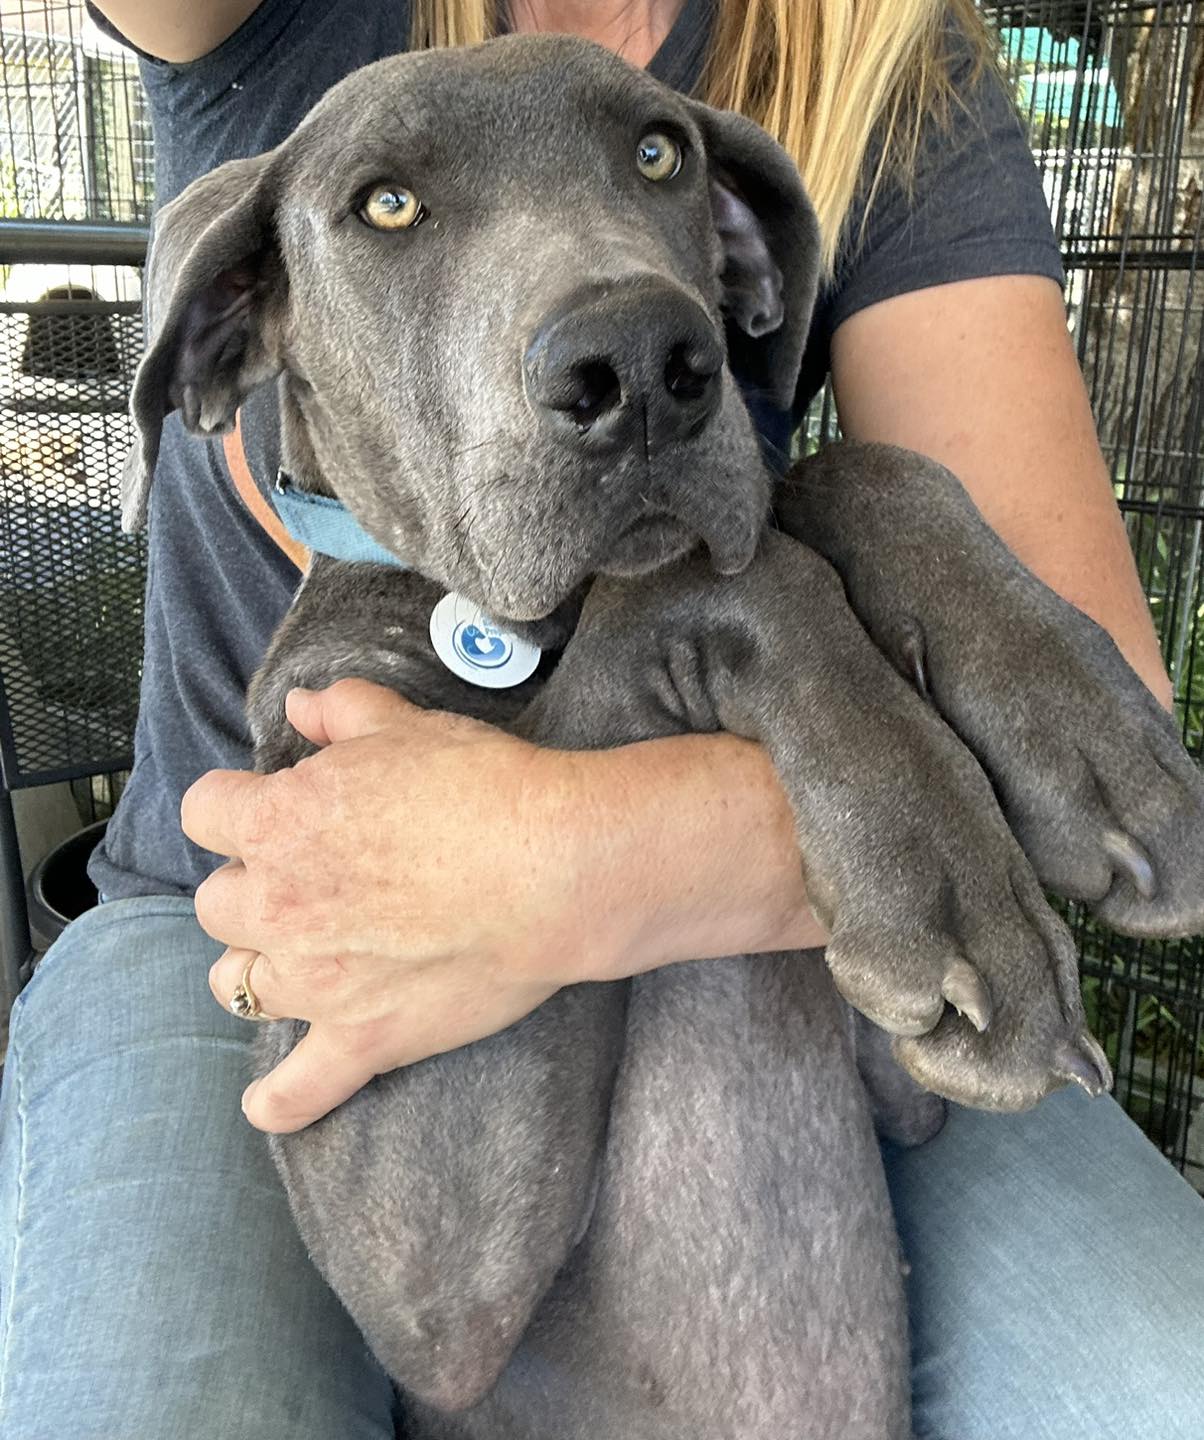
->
xmin=636 ymin=132 xmax=682 ymax=182
xmin=360 ymin=184 xmax=425 ymax=230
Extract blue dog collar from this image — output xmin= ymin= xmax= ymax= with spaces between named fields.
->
xmin=269 ymin=473 xmax=409 ymax=569
xmin=267 ymin=471 xmax=540 ymax=689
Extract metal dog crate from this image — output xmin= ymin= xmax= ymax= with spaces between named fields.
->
xmin=988 ymin=0 xmax=1204 ymax=1190
xmin=0 ymin=1 xmax=1202 ymax=1186
xmin=0 ymin=2 xmax=149 ymax=1006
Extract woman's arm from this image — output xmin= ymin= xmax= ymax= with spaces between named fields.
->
xmin=193 ymin=683 xmax=824 ymax=1132
xmin=89 ymin=1 xmax=263 ymax=62
xmin=831 ymin=273 xmax=1173 ymax=708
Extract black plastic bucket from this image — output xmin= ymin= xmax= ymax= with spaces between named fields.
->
xmin=27 ymin=819 xmax=106 ymax=945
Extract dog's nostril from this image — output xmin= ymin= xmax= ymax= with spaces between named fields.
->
xmin=561 ymin=360 xmax=621 ymax=430
xmin=664 ymin=342 xmax=719 ymax=405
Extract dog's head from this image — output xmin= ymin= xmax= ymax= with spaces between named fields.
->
xmin=125 ymin=35 xmax=820 ymax=621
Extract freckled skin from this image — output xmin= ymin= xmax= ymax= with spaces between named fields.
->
xmin=123 ymin=35 xmax=1204 ymax=1439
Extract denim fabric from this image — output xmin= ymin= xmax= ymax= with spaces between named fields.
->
xmin=0 ymin=899 xmax=401 ymax=1440
xmin=888 ymin=1084 xmax=1204 ymax=1437
xmin=1 ymin=899 xmax=1202 ymax=1438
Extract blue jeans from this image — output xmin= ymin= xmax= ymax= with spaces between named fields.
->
xmin=1 ymin=898 xmax=1202 ymax=1438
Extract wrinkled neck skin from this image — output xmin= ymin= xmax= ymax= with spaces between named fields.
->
xmin=507 ymin=0 xmax=686 ymax=68
xmin=277 ymin=375 xmax=590 ymax=652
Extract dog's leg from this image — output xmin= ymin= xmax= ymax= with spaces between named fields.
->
xmin=469 ymin=629 xmax=918 ymax=1438
xmin=256 ymin=987 xmax=625 ymax=1415
xmin=447 ymin=954 xmax=914 ymax=1440
xmin=536 ymin=540 xmax=1110 ymax=1115
xmin=244 ymin=561 xmax=628 ymax=1414
xmin=777 ymin=442 xmax=1204 ymax=939
xmin=851 ymin=1010 xmax=946 ymax=1147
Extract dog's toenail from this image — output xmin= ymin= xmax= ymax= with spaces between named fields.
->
xmin=1055 ymin=1036 xmax=1112 ymax=1097
xmin=1103 ymin=829 xmax=1156 ymax=902
xmin=941 ymin=960 xmax=991 ymax=1033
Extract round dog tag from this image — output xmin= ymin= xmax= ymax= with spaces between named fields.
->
xmin=429 ymin=592 xmax=541 ymax=689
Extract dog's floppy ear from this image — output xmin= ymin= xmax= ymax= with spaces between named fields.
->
xmin=685 ymin=102 xmax=821 ymax=410
xmin=122 ymin=151 xmax=284 ymax=531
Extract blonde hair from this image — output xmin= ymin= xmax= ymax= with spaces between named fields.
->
xmin=409 ymin=0 xmax=997 ymax=271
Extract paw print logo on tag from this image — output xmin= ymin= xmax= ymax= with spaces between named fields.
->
xmin=454 ymin=622 xmax=512 ymax=670
xmin=430 ymin=592 xmax=541 ymax=689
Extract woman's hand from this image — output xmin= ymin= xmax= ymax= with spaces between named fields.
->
xmin=186 ymin=680 xmax=601 ymax=1132
xmin=184 ymin=678 xmax=822 ymax=1135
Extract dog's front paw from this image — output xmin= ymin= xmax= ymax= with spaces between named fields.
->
xmin=695 ymin=521 xmax=1115 ymax=1112
xmin=892 ymin=869 xmax=1110 ymax=1113
xmin=819 ymin=822 xmax=1111 ymax=1112
xmin=779 ymin=443 xmax=1204 ymax=942
xmin=957 ymin=609 xmax=1204 ymax=940
xmin=893 ymin=1001 xmax=1112 ymax=1116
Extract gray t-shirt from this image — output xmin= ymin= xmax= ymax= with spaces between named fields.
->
xmin=87 ymin=0 xmax=1063 ymax=899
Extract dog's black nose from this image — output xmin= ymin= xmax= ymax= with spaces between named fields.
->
xmin=523 ymin=279 xmax=723 ymax=453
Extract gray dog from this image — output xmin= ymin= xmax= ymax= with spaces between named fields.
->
xmin=122 ymin=36 xmax=1204 ymax=1440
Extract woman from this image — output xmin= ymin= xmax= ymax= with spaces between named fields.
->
xmin=1 ymin=1 xmax=1201 ymax=1435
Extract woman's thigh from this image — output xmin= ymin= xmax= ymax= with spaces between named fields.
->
xmin=11 ymin=899 xmax=1199 ymax=1440
xmin=0 ymin=897 xmax=401 ymax=1440
xmin=885 ymin=1084 xmax=1204 ymax=1439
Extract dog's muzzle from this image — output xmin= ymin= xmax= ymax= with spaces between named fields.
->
xmin=523 ymin=277 xmax=723 ymax=455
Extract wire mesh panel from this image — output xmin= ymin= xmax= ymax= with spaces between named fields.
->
xmin=0 ymin=2 xmax=149 ymax=779
xmin=0 ymin=270 xmax=145 ymax=787
xmin=0 ymin=1 xmax=152 ymax=223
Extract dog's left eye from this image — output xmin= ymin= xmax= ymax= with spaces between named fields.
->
xmin=636 ymin=132 xmax=682 ymax=182
xmin=360 ymin=185 xmax=427 ymax=231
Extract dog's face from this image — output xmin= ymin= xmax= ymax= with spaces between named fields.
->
xmin=125 ymin=35 xmax=820 ymax=621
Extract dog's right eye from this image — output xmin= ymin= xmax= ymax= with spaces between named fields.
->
xmin=359 ymin=185 xmax=426 ymax=231
xmin=636 ymin=132 xmax=682 ymax=183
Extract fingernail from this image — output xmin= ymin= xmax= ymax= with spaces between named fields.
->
xmin=241 ymin=1079 xmax=260 ymax=1114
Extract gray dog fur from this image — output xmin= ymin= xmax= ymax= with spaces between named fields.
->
xmin=122 ymin=36 xmax=1204 ymax=1439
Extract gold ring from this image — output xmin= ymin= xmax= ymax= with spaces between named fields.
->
xmin=229 ymin=956 xmax=269 ymax=1022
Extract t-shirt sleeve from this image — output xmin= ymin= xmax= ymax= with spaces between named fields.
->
xmin=826 ymin=28 xmax=1065 ymax=335
xmin=85 ymin=0 xmax=303 ymax=94
xmin=85 ymin=1 xmax=412 ymax=204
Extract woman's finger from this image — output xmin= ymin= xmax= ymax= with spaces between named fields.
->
xmin=208 ymin=946 xmax=289 ymax=1022
xmin=192 ymin=860 xmax=257 ymax=948
xmin=285 ymin=678 xmax=416 ymax=748
xmin=241 ymin=1025 xmax=380 ymax=1133
xmin=180 ymin=768 xmax=272 ymax=856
